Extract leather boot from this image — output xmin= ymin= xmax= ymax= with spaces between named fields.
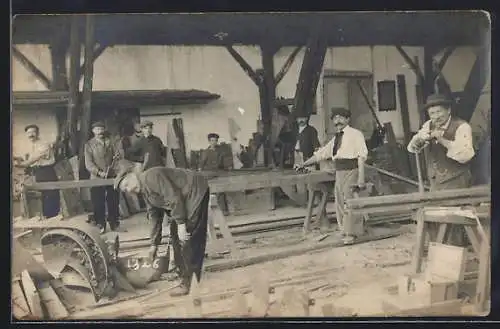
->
xmin=169 ymin=276 xmax=191 ymax=297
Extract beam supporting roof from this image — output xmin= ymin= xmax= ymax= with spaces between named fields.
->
xmin=12 ymin=12 xmax=488 ymax=48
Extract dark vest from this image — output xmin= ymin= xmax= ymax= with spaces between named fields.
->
xmin=297 ymin=125 xmax=320 ymax=159
xmin=427 ymin=117 xmax=471 ymax=185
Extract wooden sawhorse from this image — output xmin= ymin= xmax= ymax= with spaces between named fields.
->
xmin=206 ymin=194 xmax=241 ymax=259
xmin=412 ymin=206 xmax=491 ymax=312
xmin=302 ymin=183 xmax=330 ymax=235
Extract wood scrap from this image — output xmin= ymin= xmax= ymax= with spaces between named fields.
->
xmin=21 ymin=270 xmax=44 ymax=319
xmin=12 ymin=277 xmax=31 ymax=320
xmin=68 ymin=300 xmax=144 ymax=319
xmin=37 ymin=281 xmax=70 ymax=319
xmin=376 ymin=298 xmax=464 ymax=317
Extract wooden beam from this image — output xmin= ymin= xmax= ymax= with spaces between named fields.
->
xmin=395 ymin=46 xmax=424 ymax=82
xmin=275 ymin=46 xmax=302 ymax=85
xmin=260 ymin=45 xmax=278 ymax=166
xmin=12 ymin=46 xmax=52 ymax=90
xmin=434 ymin=46 xmax=456 ymax=79
xmin=226 ymin=45 xmax=261 ymax=86
xmin=78 ymin=43 xmax=108 ymax=81
xmin=78 ymin=15 xmax=96 ymax=177
xmin=456 ymin=48 xmax=487 ymax=121
xmin=49 ymin=43 xmax=69 ymax=91
xmin=396 ymin=74 xmax=415 ymax=178
xmin=293 ymin=26 xmax=328 ymax=117
xmin=67 ymin=16 xmax=82 ymax=156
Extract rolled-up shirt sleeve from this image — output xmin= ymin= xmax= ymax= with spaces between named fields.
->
xmin=311 ymin=139 xmax=334 ymax=162
xmin=446 ymin=123 xmax=475 ymax=163
xmin=407 ymin=121 xmax=431 ymax=153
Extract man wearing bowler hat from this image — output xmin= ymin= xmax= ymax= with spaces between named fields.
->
xmin=407 ymin=94 xmax=475 ymax=245
xmin=114 ymin=160 xmax=210 ymax=296
xmin=295 ymin=108 xmax=369 ymax=245
xmin=84 ymin=121 xmax=124 ymax=233
xmin=126 ymin=120 xmax=166 ymax=172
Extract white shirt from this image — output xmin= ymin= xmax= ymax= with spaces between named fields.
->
xmin=407 ymin=117 xmax=475 ymax=164
xmin=312 ymin=125 xmax=368 ymax=162
xmin=295 ymin=125 xmax=307 ymax=151
xmin=26 ymin=140 xmax=56 ymax=167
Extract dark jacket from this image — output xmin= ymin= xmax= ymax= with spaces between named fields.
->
xmin=199 ymin=146 xmax=225 ymax=171
xmin=139 ymin=167 xmax=209 ymax=228
xmin=296 ymin=125 xmax=321 ymax=159
xmin=126 ymin=135 xmax=166 ymax=170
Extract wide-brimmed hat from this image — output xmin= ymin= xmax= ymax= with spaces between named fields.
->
xmin=423 ymin=94 xmax=452 ymax=111
xmin=113 ymin=160 xmax=137 ymax=190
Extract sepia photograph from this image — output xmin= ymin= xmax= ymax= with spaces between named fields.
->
xmin=11 ymin=11 xmax=491 ymax=320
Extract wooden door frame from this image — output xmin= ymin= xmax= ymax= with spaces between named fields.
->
xmin=321 ymin=70 xmax=374 ymax=141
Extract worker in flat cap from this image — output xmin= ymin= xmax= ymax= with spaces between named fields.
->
xmin=14 ymin=124 xmax=60 ymax=218
xmin=407 ymin=93 xmax=475 ymax=246
xmin=295 ymin=107 xmax=369 ymax=245
xmin=198 ymin=132 xmax=229 ymax=215
xmin=125 ymin=120 xmax=167 ymax=172
xmin=84 ymin=121 xmax=124 ymax=234
xmin=114 ymin=159 xmax=210 ymax=296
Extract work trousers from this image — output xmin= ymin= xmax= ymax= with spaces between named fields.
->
xmin=148 ymin=191 xmax=210 ymax=287
xmin=427 ymin=171 xmax=473 ymax=247
xmin=33 ymin=165 xmax=60 ymax=218
xmin=334 ymin=169 xmax=364 ymax=237
xmin=90 ymin=185 xmax=120 ymax=226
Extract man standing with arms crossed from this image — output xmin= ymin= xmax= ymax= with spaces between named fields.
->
xmin=407 ymin=94 xmax=475 ymax=245
xmin=295 ymin=108 xmax=368 ymax=245
xmin=114 ymin=160 xmax=210 ymax=296
xmin=84 ymin=121 xmax=124 ymax=234
xmin=14 ymin=124 xmax=60 ymax=219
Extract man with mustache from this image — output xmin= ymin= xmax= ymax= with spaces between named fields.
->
xmin=14 ymin=124 xmax=60 ymax=219
xmin=114 ymin=160 xmax=210 ymax=296
xmin=295 ymin=108 xmax=368 ymax=245
xmin=84 ymin=121 xmax=124 ymax=233
xmin=407 ymin=94 xmax=475 ymax=245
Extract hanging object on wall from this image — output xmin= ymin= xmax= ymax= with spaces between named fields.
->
xmin=377 ymin=80 xmax=397 ymax=112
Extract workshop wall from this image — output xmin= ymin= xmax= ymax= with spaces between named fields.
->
xmin=12 ymin=44 xmax=486 ymax=155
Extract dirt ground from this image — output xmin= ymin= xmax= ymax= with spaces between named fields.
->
xmin=137 ymin=224 xmax=417 ymax=318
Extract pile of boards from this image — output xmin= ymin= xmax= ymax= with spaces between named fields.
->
xmin=12 ymin=270 xmax=79 ymax=320
xmin=380 ymin=242 xmax=473 ymax=316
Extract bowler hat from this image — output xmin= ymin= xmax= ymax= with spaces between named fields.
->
xmin=140 ymin=120 xmax=154 ymax=128
xmin=91 ymin=121 xmax=106 ymax=129
xmin=423 ymin=94 xmax=452 ymax=111
xmin=207 ymin=133 xmax=220 ymax=139
xmin=330 ymin=107 xmax=351 ymax=119
xmin=113 ymin=160 xmax=137 ymax=190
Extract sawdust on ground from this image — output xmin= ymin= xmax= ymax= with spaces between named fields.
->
xmin=142 ymin=224 xmax=416 ymax=317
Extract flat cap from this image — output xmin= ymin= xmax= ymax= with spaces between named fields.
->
xmin=140 ymin=120 xmax=154 ymax=128
xmin=24 ymin=124 xmax=40 ymax=132
xmin=330 ymin=107 xmax=351 ymax=119
xmin=113 ymin=159 xmax=137 ymax=190
xmin=207 ymin=133 xmax=220 ymax=139
xmin=91 ymin=121 xmax=106 ymax=129
xmin=423 ymin=94 xmax=452 ymax=111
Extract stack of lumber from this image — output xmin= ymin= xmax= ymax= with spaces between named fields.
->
xmin=12 ymin=270 xmax=74 ymax=320
xmin=379 ymin=242 xmax=469 ymax=316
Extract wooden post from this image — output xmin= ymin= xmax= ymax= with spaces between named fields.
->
xmin=67 ymin=16 xmax=82 ymax=156
xmin=78 ymin=15 xmax=95 ymax=177
xmin=260 ymin=45 xmax=278 ymax=167
xmin=396 ymin=74 xmax=414 ymax=178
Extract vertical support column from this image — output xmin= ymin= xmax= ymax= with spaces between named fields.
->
xmin=259 ymin=45 xmax=278 ymax=167
xmin=78 ymin=15 xmax=96 ymax=178
xmin=67 ymin=16 xmax=82 ymax=156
